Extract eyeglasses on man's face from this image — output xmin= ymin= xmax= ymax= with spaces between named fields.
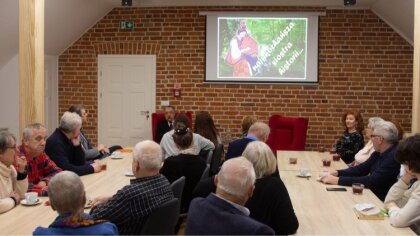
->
xmin=370 ymin=134 xmax=382 ymax=139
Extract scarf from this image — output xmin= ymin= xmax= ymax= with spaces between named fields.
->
xmin=50 ymin=213 xmax=106 ymax=228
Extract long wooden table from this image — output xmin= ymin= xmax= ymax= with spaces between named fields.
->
xmin=0 ymin=152 xmax=133 ymax=235
xmin=277 ymin=150 xmax=414 ymax=235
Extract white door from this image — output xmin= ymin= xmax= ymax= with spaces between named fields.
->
xmin=98 ymin=55 xmax=155 ymax=147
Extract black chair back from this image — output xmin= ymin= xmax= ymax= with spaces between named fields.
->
xmin=140 ymin=198 xmax=180 ymax=235
xmin=210 ymin=143 xmax=224 ymax=175
xmin=200 ymin=164 xmax=210 ymax=181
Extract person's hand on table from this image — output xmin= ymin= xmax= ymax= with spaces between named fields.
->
xmin=385 ymin=201 xmax=398 ymax=210
xmin=320 ymin=174 xmax=339 ymax=185
xmin=91 ymin=195 xmax=112 ymax=207
xmin=91 ymin=162 xmax=102 ymax=173
xmin=329 ymin=170 xmax=338 ymax=176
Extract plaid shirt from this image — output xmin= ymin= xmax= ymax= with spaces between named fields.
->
xmin=90 ymin=174 xmax=174 ymax=235
xmin=16 ymin=145 xmax=62 ymax=196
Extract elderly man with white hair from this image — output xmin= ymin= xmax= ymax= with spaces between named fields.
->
xmin=45 ymin=112 xmax=102 ymax=176
xmin=352 ymin=117 xmax=385 ymax=166
xmin=33 ymin=171 xmax=118 ymax=235
xmin=90 ymin=140 xmax=174 ymax=235
xmin=321 ymin=120 xmax=401 ymax=201
xmin=185 ymin=157 xmax=274 ymax=235
xmin=225 ymin=121 xmax=270 ymax=160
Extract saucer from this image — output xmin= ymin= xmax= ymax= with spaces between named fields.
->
xmin=21 ymin=199 xmax=41 ymax=206
xmin=296 ymin=173 xmax=311 ymax=177
xmin=125 ymin=171 xmax=134 ymax=177
xmin=111 ymin=155 xmax=124 ymax=159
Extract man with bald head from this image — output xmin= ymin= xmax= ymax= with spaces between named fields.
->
xmin=90 ymin=140 xmax=174 ymax=235
xmin=185 ymin=157 xmax=274 ymax=235
xmin=225 ymin=121 xmax=270 ymax=160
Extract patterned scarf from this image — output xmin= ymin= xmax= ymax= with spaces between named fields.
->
xmin=50 ymin=213 xmax=106 ymax=228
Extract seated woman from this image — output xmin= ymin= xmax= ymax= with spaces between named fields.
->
xmin=192 ymin=141 xmax=299 ymax=235
xmin=240 ymin=115 xmax=257 ymax=138
xmin=160 ymin=125 xmax=207 ymax=213
xmin=68 ymin=105 xmax=122 ymax=160
xmin=160 ymin=114 xmax=214 ymax=159
xmin=0 ymin=131 xmax=28 ymax=214
xmin=353 ymin=117 xmax=384 ymax=165
xmin=33 ymin=171 xmax=118 ymax=235
xmin=384 ymin=134 xmax=420 ymax=234
xmin=194 ymin=111 xmax=221 ymax=147
xmin=335 ymin=111 xmax=365 ymax=164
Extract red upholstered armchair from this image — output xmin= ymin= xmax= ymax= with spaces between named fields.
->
xmin=266 ymin=115 xmax=309 ymax=152
xmin=152 ymin=112 xmax=193 ymax=142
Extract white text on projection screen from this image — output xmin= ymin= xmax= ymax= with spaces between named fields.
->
xmin=214 ymin=17 xmax=315 ymax=83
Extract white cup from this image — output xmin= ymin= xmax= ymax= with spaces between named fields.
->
xmin=25 ymin=192 xmax=38 ymax=204
xmin=299 ymin=168 xmax=309 ymax=176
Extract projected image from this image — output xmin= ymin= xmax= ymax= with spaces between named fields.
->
xmin=219 ymin=18 xmax=307 ymax=80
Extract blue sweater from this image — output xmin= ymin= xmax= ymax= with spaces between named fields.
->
xmin=33 ymin=222 xmax=118 ymax=235
xmin=338 ymin=144 xmax=400 ymax=201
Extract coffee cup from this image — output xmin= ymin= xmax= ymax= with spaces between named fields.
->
xmin=289 ymin=157 xmax=297 ymax=164
xmin=332 ymin=154 xmax=340 ymax=161
xmin=319 ymin=146 xmax=325 ymax=152
xmin=352 ymin=183 xmax=364 ymax=194
xmin=322 ymin=158 xmax=331 ymax=167
xmin=25 ymin=192 xmax=38 ymax=204
xmin=299 ymin=168 xmax=309 ymax=176
xmin=329 ymin=147 xmax=337 ymax=154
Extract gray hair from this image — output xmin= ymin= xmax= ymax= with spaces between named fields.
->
xmin=373 ymin=120 xmax=399 ymax=144
xmin=59 ymin=111 xmax=82 ymax=133
xmin=248 ymin=122 xmax=270 ymax=141
xmin=133 ymin=140 xmax=163 ymax=170
xmin=242 ymin=141 xmax=277 ymax=178
xmin=217 ymin=157 xmax=256 ymax=197
xmin=0 ymin=131 xmax=16 ymax=154
xmin=367 ymin=117 xmax=384 ymax=129
xmin=48 ymin=171 xmax=84 ymax=214
xmin=23 ymin=123 xmax=46 ymax=140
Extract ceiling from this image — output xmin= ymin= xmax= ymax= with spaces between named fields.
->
xmin=0 ymin=0 xmax=414 ymax=70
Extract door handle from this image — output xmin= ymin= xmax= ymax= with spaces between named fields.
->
xmin=140 ymin=110 xmax=150 ymax=120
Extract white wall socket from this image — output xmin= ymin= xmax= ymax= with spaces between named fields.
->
xmin=161 ymin=100 xmax=170 ymax=106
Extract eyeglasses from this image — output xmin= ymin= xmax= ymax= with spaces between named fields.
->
xmin=370 ymin=134 xmax=382 ymax=139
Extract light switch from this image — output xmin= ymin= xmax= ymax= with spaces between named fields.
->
xmin=161 ymin=100 xmax=170 ymax=106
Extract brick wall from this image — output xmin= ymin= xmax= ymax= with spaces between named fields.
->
xmin=58 ymin=6 xmax=413 ymax=149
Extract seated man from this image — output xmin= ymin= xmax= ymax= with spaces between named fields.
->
xmin=0 ymin=131 xmax=28 ymax=214
xmin=155 ymin=106 xmax=176 ymax=143
xmin=33 ymin=171 xmax=118 ymax=235
xmin=90 ymin=140 xmax=174 ymax=235
xmin=68 ymin=105 xmax=122 ymax=160
xmin=160 ymin=114 xmax=214 ymax=159
xmin=225 ymin=121 xmax=270 ymax=160
xmin=185 ymin=157 xmax=274 ymax=235
xmin=320 ymin=120 xmax=401 ymax=201
xmin=16 ymin=123 xmax=61 ymax=196
xmin=45 ymin=112 xmax=102 ymax=176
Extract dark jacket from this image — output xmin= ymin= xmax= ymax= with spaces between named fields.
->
xmin=186 ymin=194 xmax=274 ymax=235
xmin=225 ymin=138 xmax=254 ymax=160
xmin=45 ymin=128 xmax=94 ymax=176
xmin=155 ymin=120 xmax=172 ymax=143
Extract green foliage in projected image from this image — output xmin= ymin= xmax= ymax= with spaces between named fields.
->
xmin=219 ymin=18 xmax=307 ymax=78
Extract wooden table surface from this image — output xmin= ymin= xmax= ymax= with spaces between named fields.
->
xmin=277 ymin=150 xmax=414 ymax=235
xmin=0 ymin=152 xmax=133 ymax=235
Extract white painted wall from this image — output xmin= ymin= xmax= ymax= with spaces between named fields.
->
xmin=0 ymin=54 xmax=59 ymax=141
xmin=0 ymin=54 xmax=19 ymax=139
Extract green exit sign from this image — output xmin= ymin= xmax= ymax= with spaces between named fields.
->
xmin=120 ymin=21 xmax=134 ymax=29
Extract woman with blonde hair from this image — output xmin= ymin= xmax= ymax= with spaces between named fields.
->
xmin=242 ymin=141 xmax=299 ymax=235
